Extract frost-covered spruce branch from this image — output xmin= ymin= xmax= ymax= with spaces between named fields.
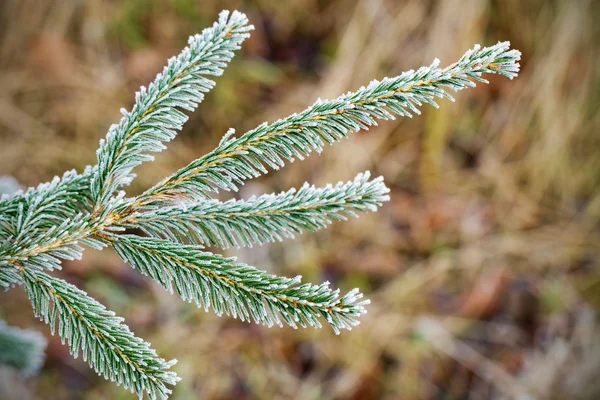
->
xmin=91 ymin=10 xmax=253 ymax=207
xmin=0 ymin=168 xmax=93 ymax=254
xmin=107 ymin=234 xmax=368 ymax=334
xmin=1 ymin=10 xmax=254 ymax=398
xmin=0 ymin=8 xmax=520 ymax=399
xmin=0 ymin=168 xmax=97 ymax=287
xmin=0 ymin=168 xmax=92 ymax=226
xmin=0 ymin=213 xmax=105 ymax=288
xmin=0 ymin=10 xmax=251 ymax=286
xmin=23 ymin=269 xmax=179 ymax=398
xmin=0 ymin=319 xmax=47 ymax=376
xmin=135 ymin=41 xmax=520 ymax=206
xmin=126 ymin=171 xmax=389 ymax=248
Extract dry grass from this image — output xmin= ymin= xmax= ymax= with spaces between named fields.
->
xmin=1 ymin=0 xmax=599 ymax=399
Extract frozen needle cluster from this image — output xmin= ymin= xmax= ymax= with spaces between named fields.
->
xmin=0 ymin=10 xmax=520 ymax=399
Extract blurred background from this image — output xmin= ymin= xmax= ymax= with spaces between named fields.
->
xmin=1 ymin=0 xmax=599 ymax=399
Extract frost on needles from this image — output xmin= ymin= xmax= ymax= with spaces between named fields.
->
xmin=0 ymin=9 xmax=521 ymax=400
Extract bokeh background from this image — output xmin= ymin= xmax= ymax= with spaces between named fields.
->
xmin=1 ymin=0 xmax=599 ymax=399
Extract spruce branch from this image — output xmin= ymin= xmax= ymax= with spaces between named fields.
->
xmin=91 ymin=10 xmax=253 ymax=206
xmin=135 ymin=42 xmax=521 ymax=206
xmin=108 ymin=234 xmax=368 ymax=334
xmin=0 ymin=10 xmax=252 ymax=285
xmin=127 ymin=171 xmax=389 ymax=248
xmin=0 ymin=212 xmax=106 ymax=288
xmin=0 ymin=168 xmax=93 ymax=253
xmin=0 ymin=168 xmax=96 ymax=287
xmin=0 ymin=168 xmax=92 ymax=224
xmin=0 ymin=265 xmax=21 ymax=288
xmin=23 ymin=269 xmax=179 ymax=399
xmin=0 ymin=320 xmax=47 ymax=376
xmin=0 ymin=8 xmax=522 ymax=398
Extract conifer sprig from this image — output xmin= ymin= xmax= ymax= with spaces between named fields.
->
xmin=91 ymin=10 xmax=253 ymax=207
xmin=0 ymin=167 xmax=92 ymax=222
xmin=135 ymin=42 xmax=520 ymax=206
xmin=23 ymin=269 xmax=180 ymax=399
xmin=1 ymin=212 xmax=104 ymax=267
xmin=0 ymin=171 xmax=94 ymax=287
xmin=0 ymin=263 xmax=21 ymax=288
xmin=128 ymin=171 xmax=389 ymax=248
xmin=0 ymin=10 xmax=252 ymax=285
xmin=109 ymin=234 xmax=369 ymax=334
xmin=0 ymin=167 xmax=99 ymax=256
xmin=0 ymin=9 xmax=521 ymax=398
xmin=0 ymin=320 xmax=47 ymax=376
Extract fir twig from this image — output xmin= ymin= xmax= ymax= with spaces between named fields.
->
xmin=23 ymin=269 xmax=179 ymax=399
xmin=128 ymin=171 xmax=389 ymax=248
xmin=135 ymin=42 xmax=520 ymax=206
xmin=109 ymin=234 xmax=369 ymax=334
xmin=0 ymin=320 xmax=47 ymax=376
xmin=0 ymin=9 xmax=521 ymax=398
xmin=91 ymin=10 xmax=253 ymax=206
xmin=0 ymin=168 xmax=94 ymax=287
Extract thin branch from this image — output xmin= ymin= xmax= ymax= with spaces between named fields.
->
xmin=110 ymin=234 xmax=369 ymax=334
xmin=23 ymin=269 xmax=179 ymax=399
xmin=128 ymin=171 xmax=389 ymax=248
xmin=136 ymin=42 xmax=520 ymax=205
xmin=91 ymin=10 xmax=253 ymax=206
